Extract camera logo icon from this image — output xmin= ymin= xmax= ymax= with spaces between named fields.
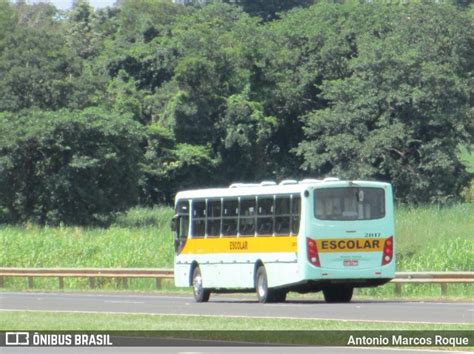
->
xmin=5 ymin=332 xmax=29 ymax=346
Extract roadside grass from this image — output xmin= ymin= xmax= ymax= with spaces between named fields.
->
xmin=0 ymin=204 xmax=472 ymax=298
xmin=358 ymin=203 xmax=473 ymax=297
xmin=396 ymin=204 xmax=473 ymax=271
xmin=2 ymin=311 xmax=472 ymax=331
xmin=0 ymin=206 xmax=174 ymax=290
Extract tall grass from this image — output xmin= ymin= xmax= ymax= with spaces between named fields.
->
xmin=395 ymin=204 xmax=473 ymax=271
xmin=359 ymin=204 xmax=473 ymax=297
xmin=0 ymin=207 xmax=175 ymax=290
xmin=0 ymin=204 xmax=472 ymax=295
xmin=1 ymin=207 xmax=175 ymax=268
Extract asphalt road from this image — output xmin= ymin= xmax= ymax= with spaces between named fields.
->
xmin=1 ymin=292 xmax=473 ymax=324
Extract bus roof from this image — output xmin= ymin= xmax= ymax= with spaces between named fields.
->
xmin=175 ymin=179 xmax=391 ymax=201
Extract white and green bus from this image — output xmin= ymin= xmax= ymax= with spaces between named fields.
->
xmin=171 ymin=178 xmax=395 ymax=303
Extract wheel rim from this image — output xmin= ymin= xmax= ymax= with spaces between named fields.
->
xmin=257 ymin=274 xmax=266 ymax=298
xmin=193 ymin=273 xmax=202 ymax=297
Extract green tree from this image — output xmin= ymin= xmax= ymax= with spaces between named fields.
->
xmin=0 ymin=109 xmax=144 ymax=225
xmin=0 ymin=27 xmax=82 ymax=111
xmin=13 ymin=0 xmax=59 ymax=29
xmin=253 ymin=1 xmax=366 ymax=178
xmin=297 ymin=3 xmax=473 ymax=203
xmin=219 ymin=92 xmax=277 ymax=180
xmin=116 ymin=0 xmax=188 ymax=42
xmin=225 ymin=0 xmax=315 ymax=21
xmin=67 ymin=0 xmax=97 ymax=59
xmin=140 ymin=123 xmax=217 ymax=204
xmin=106 ymin=70 xmax=144 ymax=122
xmin=0 ymin=0 xmax=17 ymax=40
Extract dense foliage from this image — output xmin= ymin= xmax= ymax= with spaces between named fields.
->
xmin=0 ymin=0 xmax=472 ymax=224
xmin=0 ymin=109 xmax=144 ymax=224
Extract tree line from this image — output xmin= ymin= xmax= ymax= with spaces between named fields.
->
xmin=0 ymin=0 xmax=472 ymax=225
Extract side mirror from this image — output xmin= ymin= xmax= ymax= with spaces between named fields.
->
xmin=170 ymin=215 xmax=178 ymax=232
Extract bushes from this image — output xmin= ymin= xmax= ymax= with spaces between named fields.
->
xmin=0 ymin=109 xmax=144 ymax=225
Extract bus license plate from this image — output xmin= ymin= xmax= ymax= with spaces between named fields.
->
xmin=344 ymin=259 xmax=358 ymax=266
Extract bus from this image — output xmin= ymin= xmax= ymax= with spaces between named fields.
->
xmin=171 ymin=178 xmax=395 ymax=303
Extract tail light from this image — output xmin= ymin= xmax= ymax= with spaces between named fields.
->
xmin=307 ymin=237 xmax=320 ymax=267
xmin=381 ymin=236 xmax=393 ymax=265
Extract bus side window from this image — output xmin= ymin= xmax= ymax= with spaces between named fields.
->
xmin=191 ymin=200 xmax=206 ymax=238
xmin=257 ymin=197 xmax=273 ymax=236
xmin=207 ymin=199 xmax=222 ymax=237
xmin=275 ymin=196 xmax=290 ymax=236
xmin=291 ymin=195 xmax=301 ymax=235
xmin=222 ymin=198 xmax=238 ymax=237
xmin=239 ymin=198 xmax=256 ymax=236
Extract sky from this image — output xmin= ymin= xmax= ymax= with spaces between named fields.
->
xmin=27 ymin=0 xmax=117 ymax=10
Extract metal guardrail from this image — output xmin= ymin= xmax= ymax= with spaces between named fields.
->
xmin=0 ymin=268 xmax=174 ymax=290
xmin=0 ymin=268 xmax=472 ymax=295
xmin=391 ymin=271 xmax=474 ymax=296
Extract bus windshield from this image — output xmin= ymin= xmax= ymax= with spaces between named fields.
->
xmin=314 ymin=187 xmax=385 ymax=220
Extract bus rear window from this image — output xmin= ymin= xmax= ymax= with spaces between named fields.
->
xmin=314 ymin=187 xmax=385 ymax=220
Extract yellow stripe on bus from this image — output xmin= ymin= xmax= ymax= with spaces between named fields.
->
xmin=317 ymin=238 xmax=384 ymax=253
xmin=180 ymin=236 xmax=297 ymax=254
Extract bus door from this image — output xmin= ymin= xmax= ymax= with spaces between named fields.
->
xmin=172 ymin=200 xmax=189 ymax=255
xmin=312 ymin=186 xmax=391 ymax=270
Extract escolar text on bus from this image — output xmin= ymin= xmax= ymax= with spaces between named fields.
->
xmin=229 ymin=241 xmax=248 ymax=250
xmin=318 ymin=238 xmax=383 ymax=252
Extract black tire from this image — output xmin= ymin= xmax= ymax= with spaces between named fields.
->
xmin=272 ymin=290 xmax=287 ymax=303
xmin=192 ymin=266 xmax=210 ymax=303
xmin=323 ymin=285 xmax=353 ymax=303
xmin=256 ymin=266 xmax=276 ymax=303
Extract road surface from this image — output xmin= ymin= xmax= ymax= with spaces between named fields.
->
xmin=1 ymin=292 xmax=472 ymax=324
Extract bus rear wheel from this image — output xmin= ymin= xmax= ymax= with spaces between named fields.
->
xmin=192 ymin=266 xmax=210 ymax=303
xmin=256 ymin=266 xmax=271 ymax=303
xmin=323 ymin=285 xmax=353 ymax=303
xmin=256 ymin=266 xmax=286 ymax=303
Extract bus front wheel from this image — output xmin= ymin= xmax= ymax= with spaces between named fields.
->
xmin=192 ymin=266 xmax=210 ymax=303
xmin=323 ymin=285 xmax=353 ymax=303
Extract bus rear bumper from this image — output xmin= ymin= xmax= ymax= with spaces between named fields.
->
xmin=283 ymin=277 xmax=392 ymax=293
xmin=283 ymin=266 xmax=395 ymax=292
xmin=310 ymin=266 xmax=395 ymax=280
